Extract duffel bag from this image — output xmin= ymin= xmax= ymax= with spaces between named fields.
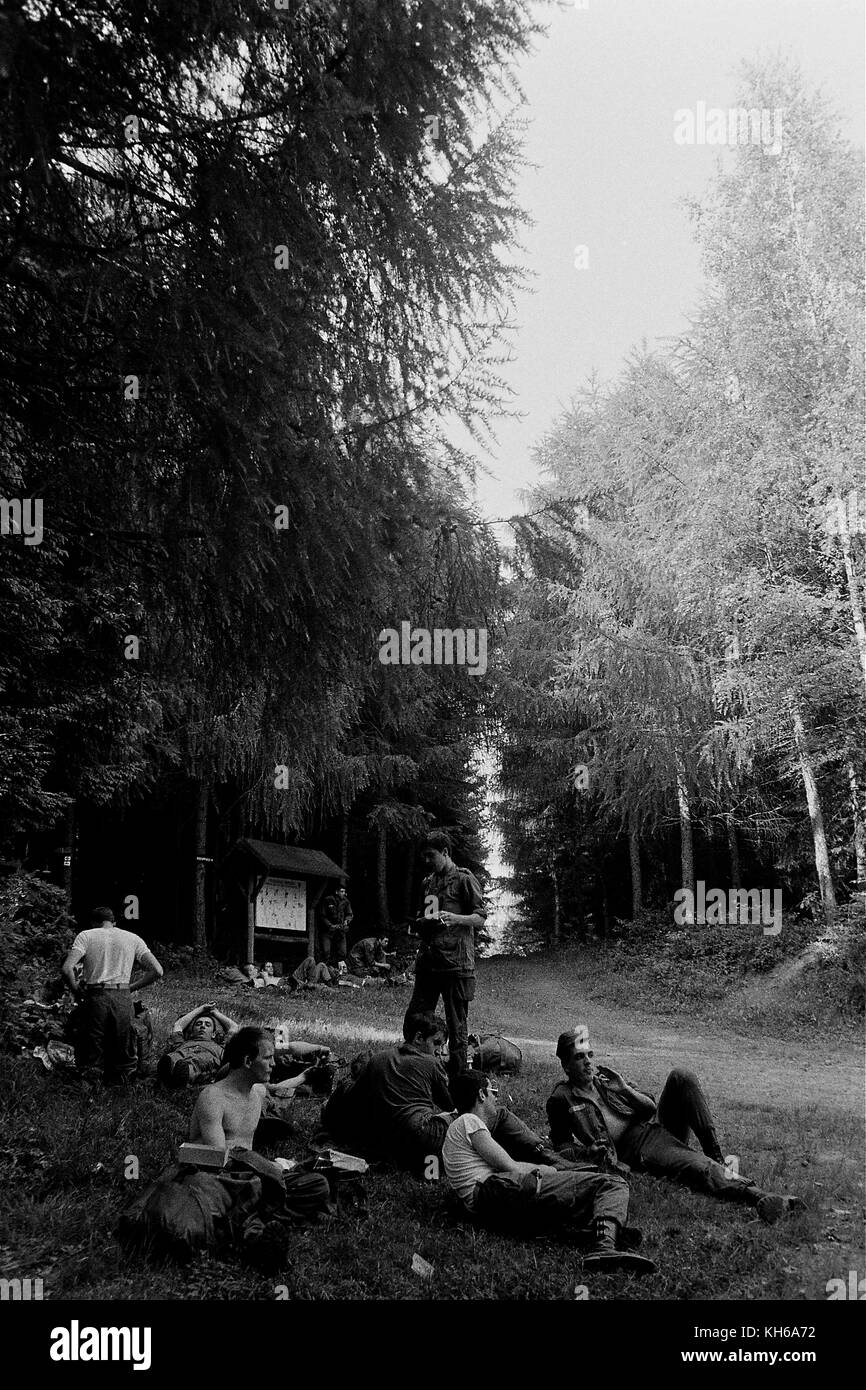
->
xmin=470 ymin=1033 xmax=522 ymax=1075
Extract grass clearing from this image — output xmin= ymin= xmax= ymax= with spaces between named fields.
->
xmin=0 ymin=953 xmax=862 ymax=1302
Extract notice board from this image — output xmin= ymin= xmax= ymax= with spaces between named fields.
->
xmin=255 ymin=876 xmax=307 ymax=934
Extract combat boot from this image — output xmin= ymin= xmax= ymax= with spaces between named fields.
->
xmin=583 ymin=1217 xmax=657 ymax=1275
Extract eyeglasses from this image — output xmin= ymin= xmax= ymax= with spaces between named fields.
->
xmin=485 ymin=1086 xmax=500 ymax=1098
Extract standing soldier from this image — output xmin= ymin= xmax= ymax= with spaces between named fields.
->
xmin=319 ymin=880 xmax=353 ymax=963
xmin=61 ymin=905 xmax=163 ymax=1084
xmin=404 ymin=831 xmax=486 ymax=1083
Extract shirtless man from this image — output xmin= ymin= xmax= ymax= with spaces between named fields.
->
xmin=190 ymin=1026 xmax=313 ymax=1150
xmin=189 ymin=1026 xmax=332 ymax=1227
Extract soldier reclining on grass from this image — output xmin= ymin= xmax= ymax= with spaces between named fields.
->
xmin=442 ymin=1070 xmax=656 ymax=1274
xmin=546 ymin=1025 xmax=803 ymax=1224
xmin=157 ymin=1003 xmax=239 ymax=1088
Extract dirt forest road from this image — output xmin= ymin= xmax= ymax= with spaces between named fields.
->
xmin=263 ymin=954 xmax=864 ymax=1120
xmin=471 ymin=959 xmax=865 ymax=1119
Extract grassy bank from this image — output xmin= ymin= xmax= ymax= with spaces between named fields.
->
xmin=1 ymin=955 xmax=862 ymax=1302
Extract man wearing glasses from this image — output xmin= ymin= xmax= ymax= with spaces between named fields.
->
xmin=546 ymin=1025 xmax=802 ymax=1224
xmin=443 ymin=1070 xmax=657 ymax=1274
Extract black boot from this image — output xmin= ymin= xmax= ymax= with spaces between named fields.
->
xmin=583 ymin=1218 xmax=657 ymax=1275
xmin=747 ymin=1189 xmax=805 ymax=1224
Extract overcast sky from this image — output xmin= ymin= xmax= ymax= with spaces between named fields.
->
xmin=469 ymin=0 xmax=865 ymax=531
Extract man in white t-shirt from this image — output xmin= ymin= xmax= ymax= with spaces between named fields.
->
xmin=442 ymin=1070 xmax=656 ymax=1274
xmin=61 ymin=905 xmax=163 ymax=1084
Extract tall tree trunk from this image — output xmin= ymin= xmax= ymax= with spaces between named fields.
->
xmin=629 ymin=827 xmax=642 ymax=916
xmin=600 ymin=875 xmax=611 ymax=937
xmin=376 ymin=821 xmax=390 ymax=931
xmin=726 ymin=818 xmax=741 ymax=890
xmin=835 ymin=496 xmax=866 ymax=694
xmin=675 ymin=754 xmax=695 ymax=922
xmin=847 ymin=756 xmax=866 ymax=892
xmin=791 ymin=702 xmax=837 ymax=927
xmin=62 ymin=802 xmax=75 ymax=914
xmin=340 ymin=813 xmax=349 ymax=872
xmin=193 ymin=780 xmax=209 ymax=950
xmin=551 ymin=866 xmax=561 ymax=943
xmin=402 ymin=841 xmax=416 ymax=922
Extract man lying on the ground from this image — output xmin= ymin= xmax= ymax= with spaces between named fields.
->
xmin=347 ymin=935 xmax=395 ymax=978
xmin=157 ymin=1003 xmax=239 ymax=1088
xmin=546 ymin=1025 xmax=803 ymax=1225
xmin=442 ymin=1070 xmax=656 ymax=1274
xmin=291 ymin=955 xmax=338 ymax=988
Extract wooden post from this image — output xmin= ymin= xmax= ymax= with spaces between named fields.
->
xmin=629 ymin=827 xmax=643 ymax=916
xmin=246 ymin=871 xmax=256 ymax=964
xmin=62 ymin=802 xmax=75 ymax=913
xmin=307 ymin=877 xmax=327 ymax=958
xmin=193 ymin=781 xmax=209 ymax=950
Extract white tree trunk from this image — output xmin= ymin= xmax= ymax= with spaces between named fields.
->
xmin=835 ymin=497 xmax=866 ymax=695
xmin=791 ymin=702 xmax=837 ymax=927
xmin=847 ymin=757 xmax=866 ymax=892
xmin=675 ymin=754 xmax=695 ymax=922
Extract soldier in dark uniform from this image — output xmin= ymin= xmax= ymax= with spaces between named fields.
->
xmin=319 ymin=881 xmax=353 ymax=963
xmin=403 ymin=831 xmax=486 ymax=1082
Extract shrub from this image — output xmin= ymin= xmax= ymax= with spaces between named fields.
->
xmin=0 ymin=871 xmax=74 ymax=988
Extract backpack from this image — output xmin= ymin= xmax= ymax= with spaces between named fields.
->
xmin=116 ymin=1164 xmax=261 ymax=1263
xmin=470 ymin=1033 xmax=523 ymax=1076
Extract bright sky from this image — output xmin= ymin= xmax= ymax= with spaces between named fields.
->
xmin=473 ymin=0 xmax=863 ymax=891
xmin=471 ymin=0 xmax=865 ymax=529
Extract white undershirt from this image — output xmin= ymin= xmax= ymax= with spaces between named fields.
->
xmin=442 ymin=1113 xmax=494 ymax=1208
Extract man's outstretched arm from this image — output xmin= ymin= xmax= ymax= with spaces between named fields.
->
xmin=266 ymin=1068 xmax=313 ymax=1098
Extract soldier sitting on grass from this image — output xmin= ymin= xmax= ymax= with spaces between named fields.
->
xmin=347 ymin=935 xmax=395 ymax=979
xmin=189 ymin=1026 xmax=331 ymax=1221
xmin=547 ymin=1024 xmax=804 ymax=1224
xmin=442 ymin=1070 xmax=656 ymax=1274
